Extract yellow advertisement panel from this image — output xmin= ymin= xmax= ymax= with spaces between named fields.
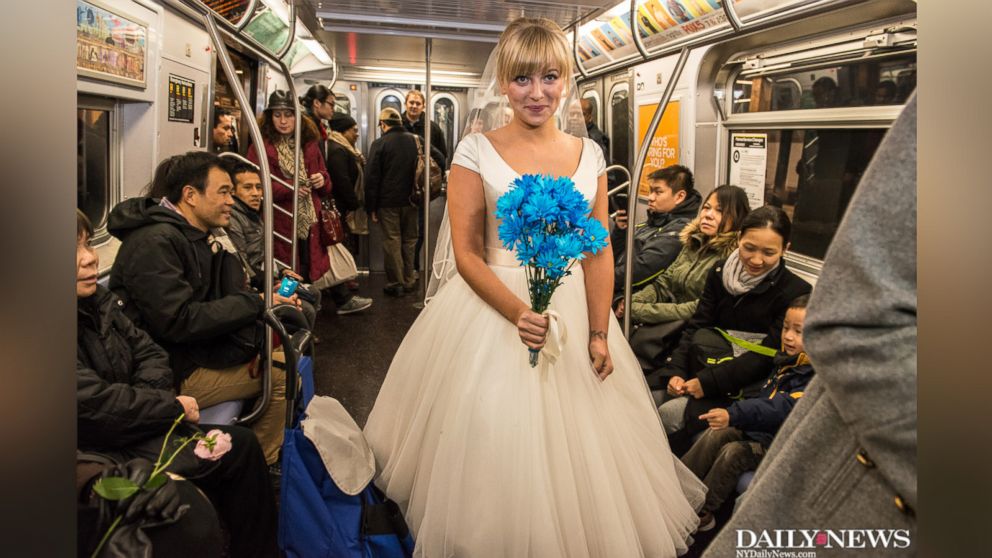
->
xmin=636 ymin=101 xmax=680 ymax=198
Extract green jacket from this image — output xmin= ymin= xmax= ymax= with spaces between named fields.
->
xmin=629 ymin=217 xmax=738 ymax=324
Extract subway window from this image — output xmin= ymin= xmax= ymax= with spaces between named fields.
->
xmin=731 ymin=128 xmax=886 ymax=260
xmin=77 ymin=99 xmax=117 ymax=241
xmin=732 ymin=54 xmax=916 ymax=114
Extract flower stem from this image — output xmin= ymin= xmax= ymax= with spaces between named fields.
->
xmin=151 ymin=436 xmax=199 ymax=479
xmin=90 ymin=514 xmax=122 ymax=558
xmin=155 ymin=413 xmax=185 ymax=470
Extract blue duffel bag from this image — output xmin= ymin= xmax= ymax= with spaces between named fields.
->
xmin=278 ymin=359 xmax=414 ymax=558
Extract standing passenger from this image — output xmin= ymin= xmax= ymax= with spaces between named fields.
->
xmin=247 ymin=90 xmax=332 ymax=285
xmin=581 ymin=98 xmax=610 ymax=161
xmin=299 ymin=85 xmax=373 ymax=313
xmin=365 ymin=108 xmax=421 ymax=297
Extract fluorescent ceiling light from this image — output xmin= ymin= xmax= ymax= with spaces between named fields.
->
xmin=300 ymin=38 xmax=332 ymax=65
xmin=354 ymin=65 xmax=479 ymax=77
xmin=317 ymin=11 xmax=505 ymax=33
xmin=321 ymin=24 xmax=500 ymax=43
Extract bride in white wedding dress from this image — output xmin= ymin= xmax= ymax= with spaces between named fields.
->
xmin=363 ymin=17 xmax=705 ymax=557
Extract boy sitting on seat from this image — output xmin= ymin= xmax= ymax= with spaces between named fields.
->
xmin=680 ymin=294 xmax=815 ymax=531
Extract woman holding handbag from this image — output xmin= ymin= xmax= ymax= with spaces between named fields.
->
xmin=249 ymin=89 xmax=371 ymax=315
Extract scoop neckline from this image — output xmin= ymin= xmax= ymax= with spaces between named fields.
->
xmin=477 ymin=133 xmax=587 ymax=180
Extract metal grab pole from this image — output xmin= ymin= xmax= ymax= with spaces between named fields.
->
xmin=280 ymin=0 xmax=301 ymax=272
xmin=204 ymin=12 xmax=273 ymax=424
xmin=420 ymin=38 xmax=433 ymax=306
xmin=722 ymin=0 xmax=744 ymax=32
xmin=630 ymin=0 xmax=650 ymax=59
xmin=622 ymin=47 xmax=690 ymax=338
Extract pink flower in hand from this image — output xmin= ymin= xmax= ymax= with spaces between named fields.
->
xmin=194 ymin=430 xmax=233 ymax=461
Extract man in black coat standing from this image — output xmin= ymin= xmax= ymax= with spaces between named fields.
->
xmin=581 ymin=98 xmax=610 ymax=162
xmin=365 ymin=108 xmax=420 ymax=297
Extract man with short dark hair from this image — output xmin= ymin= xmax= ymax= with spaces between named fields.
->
xmin=212 ymin=107 xmax=235 ymax=153
xmin=366 ymin=108 xmax=420 ymax=296
xmin=108 ymin=151 xmax=290 ymax=470
xmin=612 ymin=164 xmax=701 ymax=292
xmin=581 ymin=98 xmax=610 ymax=161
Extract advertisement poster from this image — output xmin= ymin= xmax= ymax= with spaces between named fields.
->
xmin=636 ymin=101 xmax=680 ymax=198
xmin=729 ymin=133 xmax=768 ymax=208
xmin=76 ymin=0 xmax=147 ymax=88
xmin=168 ymin=75 xmax=196 ymax=123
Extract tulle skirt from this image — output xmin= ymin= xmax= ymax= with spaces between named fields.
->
xmin=364 ymin=262 xmax=706 ymax=557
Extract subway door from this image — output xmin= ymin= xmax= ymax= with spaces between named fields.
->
xmin=156 ymin=58 xmax=210 ymax=160
xmin=157 ymin=10 xmax=212 ymax=160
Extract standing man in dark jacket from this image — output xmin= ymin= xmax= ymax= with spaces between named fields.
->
xmin=581 ymin=98 xmax=610 ymax=162
xmin=403 ymin=89 xmax=447 ymax=170
xmin=612 ymin=164 xmax=701 ymax=293
xmin=108 ymin=151 xmax=288 ymax=467
xmin=77 ymin=209 xmax=278 ymax=557
xmin=365 ymin=108 xmax=420 ymax=296
xmin=402 ymin=89 xmax=447 ymax=273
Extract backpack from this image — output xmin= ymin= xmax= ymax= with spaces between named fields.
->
xmin=409 ymin=134 xmax=442 ymax=206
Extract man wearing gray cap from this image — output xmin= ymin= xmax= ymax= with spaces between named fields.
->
xmin=365 ymin=107 xmax=421 ymax=296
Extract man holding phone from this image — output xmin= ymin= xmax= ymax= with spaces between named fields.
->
xmin=612 ymin=164 xmax=701 ymax=294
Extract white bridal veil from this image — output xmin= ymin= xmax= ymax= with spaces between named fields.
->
xmin=424 ymin=24 xmax=589 ymax=303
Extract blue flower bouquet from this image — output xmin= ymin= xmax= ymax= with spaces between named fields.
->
xmin=495 ymin=174 xmax=609 ymax=367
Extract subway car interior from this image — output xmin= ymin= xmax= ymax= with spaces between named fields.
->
xmin=75 ymin=0 xmax=918 ymax=554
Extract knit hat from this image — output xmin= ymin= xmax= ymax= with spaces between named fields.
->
xmin=378 ymin=107 xmax=402 ymax=125
xmin=329 ymin=113 xmax=358 ymax=133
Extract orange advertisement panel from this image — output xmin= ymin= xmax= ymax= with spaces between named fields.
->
xmin=636 ymin=101 xmax=680 ymax=198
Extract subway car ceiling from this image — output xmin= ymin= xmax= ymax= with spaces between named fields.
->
xmin=77 ymin=0 xmax=916 ymax=280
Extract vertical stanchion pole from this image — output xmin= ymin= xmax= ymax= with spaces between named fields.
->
xmin=622 ymin=47 xmax=690 ymax=338
xmin=204 ymin=11 xmax=272 ymax=423
xmin=418 ymin=38 xmax=433 ymax=308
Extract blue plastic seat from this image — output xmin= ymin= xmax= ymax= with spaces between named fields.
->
xmin=197 ymin=356 xmax=314 ymax=426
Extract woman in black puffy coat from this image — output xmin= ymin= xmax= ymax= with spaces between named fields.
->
xmin=656 ymin=205 xmax=812 ymax=454
xmin=75 ymin=210 xmax=279 ymax=558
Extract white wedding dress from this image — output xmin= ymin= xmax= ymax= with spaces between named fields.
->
xmin=364 ymin=133 xmax=706 ymax=557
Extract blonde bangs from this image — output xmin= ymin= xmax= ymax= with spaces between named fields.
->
xmin=495 ymin=18 xmax=573 ymax=84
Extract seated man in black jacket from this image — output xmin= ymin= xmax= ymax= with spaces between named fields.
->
xmin=107 ymin=151 xmax=288 ymax=468
xmin=612 ymin=164 xmax=701 ymax=294
xmin=77 ymin=209 xmax=277 ymax=557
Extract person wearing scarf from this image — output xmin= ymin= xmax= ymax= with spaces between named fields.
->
xmin=247 ymin=90 xmax=332 ymax=283
xmin=655 ymin=205 xmax=812 ymax=455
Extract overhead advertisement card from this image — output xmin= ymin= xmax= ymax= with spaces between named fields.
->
xmin=729 ymin=133 xmax=768 ymax=208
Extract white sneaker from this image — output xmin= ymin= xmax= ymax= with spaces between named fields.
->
xmin=336 ymin=295 xmax=373 ymax=315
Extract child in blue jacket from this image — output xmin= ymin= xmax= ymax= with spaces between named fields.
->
xmin=681 ymin=294 xmax=814 ymax=531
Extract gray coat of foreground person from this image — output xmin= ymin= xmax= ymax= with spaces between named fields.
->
xmin=705 ymin=94 xmax=917 ymax=557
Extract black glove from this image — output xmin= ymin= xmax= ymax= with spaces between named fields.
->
xmin=103 ymin=458 xmax=188 ymax=523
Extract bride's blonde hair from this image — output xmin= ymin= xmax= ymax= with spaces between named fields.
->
xmin=494 ymin=17 xmax=573 ymax=86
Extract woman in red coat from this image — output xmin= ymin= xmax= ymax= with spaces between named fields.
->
xmin=247 ymin=90 xmax=331 ymax=283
